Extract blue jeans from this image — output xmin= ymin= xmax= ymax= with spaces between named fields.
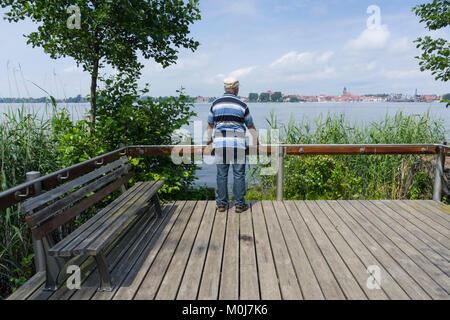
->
xmin=216 ymin=163 xmax=246 ymax=206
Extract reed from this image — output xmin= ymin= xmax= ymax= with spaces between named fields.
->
xmin=0 ymin=104 xmax=63 ymax=298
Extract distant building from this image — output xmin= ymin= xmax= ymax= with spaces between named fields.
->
xmin=195 ymin=96 xmax=210 ymax=103
xmin=340 ymin=87 xmax=361 ymax=102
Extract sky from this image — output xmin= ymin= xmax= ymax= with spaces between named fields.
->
xmin=0 ymin=0 xmax=449 ymax=98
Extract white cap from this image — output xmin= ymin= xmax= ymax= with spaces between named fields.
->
xmin=223 ymin=77 xmax=239 ymax=89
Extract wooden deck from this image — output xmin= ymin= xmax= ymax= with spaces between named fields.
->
xmin=8 ymin=200 xmax=450 ymax=300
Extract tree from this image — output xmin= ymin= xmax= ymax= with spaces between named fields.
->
xmin=95 ymin=73 xmax=199 ymax=198
xmin=0 ymin=0 xmax=201 ymax=124
xmin=248 ymin=93 xmax=258 ymax=102
xmin=259 ymin=92 xmax=270 ymax=102
xmin=289 ymin=95 xmax=299 ymax=102
xmin=271 ymin=91 xmax=282 ymax=102
xmin=413 ymin=0 xmax=449 ymax=107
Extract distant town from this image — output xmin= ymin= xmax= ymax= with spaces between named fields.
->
xmin=195 ymin=87 xmax=448 ymax=104
xmin=0 ymin=88 xmax=447 ymax=104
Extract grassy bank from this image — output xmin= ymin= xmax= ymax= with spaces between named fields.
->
xmin=246 ymin=110 xmax=446 ymax=201
xmin=0 ymin=106 xmax=62 ymax=299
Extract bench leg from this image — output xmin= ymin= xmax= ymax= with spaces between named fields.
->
xmin=94 ymin=252 xmax=113 ymax=292
xmin=42 ymin=236 xmax=65 ymax=291
xmin=151 ymin=194 xmax=162 ymax=217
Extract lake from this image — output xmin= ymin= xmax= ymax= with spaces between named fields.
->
xmin=1 ymin=101 xmax=449 ymax=187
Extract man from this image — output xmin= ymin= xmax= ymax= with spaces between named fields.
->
xmin=206 ymin=77 xmax=258 ymax=213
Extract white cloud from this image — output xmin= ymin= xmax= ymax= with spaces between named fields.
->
xmin=266 ymin=51 xmax=337 ymax=83
xmin=388 ymin=37 xmax=412 ymax=53
xmin=229 ymin=66 xmax=257 ymax=78
xmin=380 ymin=69 xmax=422 ymax=79
xmin=317 ymin=51 xmax=334 ymax=63
xmin=205 ymin=73 xmax=226 ymax=85
xmin=270 ymin=51 xmax=333 ymax=71
xmin=347 ymin=25 xmax=391 ymax=50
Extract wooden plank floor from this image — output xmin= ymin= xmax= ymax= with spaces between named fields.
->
xmin=8 ymin=200 xmax=450 ymax=300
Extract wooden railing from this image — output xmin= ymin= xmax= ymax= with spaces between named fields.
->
xmin=1 ymin=143 xmax=449 ymax=212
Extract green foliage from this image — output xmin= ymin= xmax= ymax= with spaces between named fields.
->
xmin=95 ymin=73 xmax=199 ymax=199
xmin=259 ymin=92 xmax=270 ymax=102
xmin=288 ymin=95 xmax=300 ymax=102
xmin=0 ymin=0 xmax=202 ymax=120
xmin=52 ymin=110 xmax=104 ymax=166
xmin=412 ymin=0 xmax=449 ymax=107
xmin=0 ymin=106 xmax=60 ymax=191
xmin=283 ymin=156 xmax=362 ymax=200
xmin=0 ymin=104 xmax=62 ymax=299
xmin=0 ymin=205 xmax=35 ymax=298
xmin=409 ymin=171 xmax=432 ymax=200
xmin=96 ymin=73 xmax=196 ymax=148
xmin=248 ymin=93 xmax=259 ymax=102
xmin=270 ymin=92 xmax=282 ymax=102
xmin=414 ymin=35 xmax=450 ymax=82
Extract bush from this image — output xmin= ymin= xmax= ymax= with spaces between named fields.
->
xmin=95 ymin=73 xmax=201 ymax=199
xmin=283 ymin=155 xmax=362 ymax=200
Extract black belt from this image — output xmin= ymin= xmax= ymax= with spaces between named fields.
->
xmin=214 ymin=130 xmax=246 ymax=138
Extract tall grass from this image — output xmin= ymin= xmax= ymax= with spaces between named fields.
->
xmin=0 ymin=104 xmax=61 ymax=298
xmin=247 ymin=109 xmax=446 ymax=200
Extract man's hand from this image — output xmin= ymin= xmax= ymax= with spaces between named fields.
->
xmin=206 ymin=122 xmax=214 ymax=146
xmin=248 ymin=124 xmax=259 ymax=146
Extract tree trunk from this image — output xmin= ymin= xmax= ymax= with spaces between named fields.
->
xmin=89 ymin=59 xmax=99 ymax=131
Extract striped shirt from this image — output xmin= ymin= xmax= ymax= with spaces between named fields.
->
xmin=208 ymin=93 xmax=254 ymax=149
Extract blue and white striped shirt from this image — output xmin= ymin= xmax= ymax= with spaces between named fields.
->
xmin=208 ymin=93 xmax=254 ymax=149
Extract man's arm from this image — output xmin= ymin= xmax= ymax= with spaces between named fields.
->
xmin=244 ymin=106 xmax=258 ymax=145
xmin=247 ymin=123 xmax=259 ymax=145
xmin=206 ymin=122 xmax=214 ymax=145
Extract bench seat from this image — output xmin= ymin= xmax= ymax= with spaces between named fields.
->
xmin=21 ymin=157 xmax=164 ymax=292
xmin=49 ymin=181 xmax=163 ymax=258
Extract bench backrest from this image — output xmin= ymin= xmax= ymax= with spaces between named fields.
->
xmin=21 ymin=157 xmax=133 ymax=240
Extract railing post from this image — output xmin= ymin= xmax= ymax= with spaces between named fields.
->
xmin=432 ymin=144 xmax=444 ymax=201
xmin=276 ymin=144 xmax=284 ymax=201
xmin=26 ymin=171 xmax=45 ymax=273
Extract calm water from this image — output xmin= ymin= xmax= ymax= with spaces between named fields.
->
xmin=2 ymin=102 xmax=449 ymax=187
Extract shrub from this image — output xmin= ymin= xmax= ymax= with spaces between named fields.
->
xmin=95 ymin=73 xmax=200 ymax=199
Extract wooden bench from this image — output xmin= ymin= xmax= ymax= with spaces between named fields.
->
xmin=20 ymin=157 xmax=164 ymax=292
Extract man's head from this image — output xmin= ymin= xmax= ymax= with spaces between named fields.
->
xmin=223 ymin=77 xmax=239 ymax=95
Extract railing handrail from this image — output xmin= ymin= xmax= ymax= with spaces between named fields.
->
xmin=0 ymin=147 xmax=127 ymax=211
xmin=1 ymin=143 xmax=448 ymax=211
